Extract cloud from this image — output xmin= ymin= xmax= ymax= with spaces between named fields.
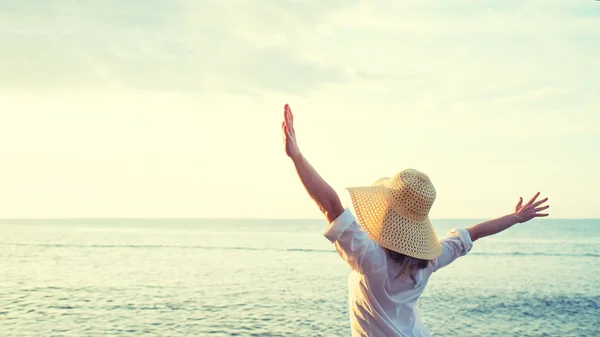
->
xmin=0 ymin=0 xmax=597 ymax=99
xmin=0 ymin=0 xmax=364 ymax=94
xmin=333 ymin=0 xmax=599 ymax=33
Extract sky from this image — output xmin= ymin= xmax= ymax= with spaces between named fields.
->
xmin=0 ymin=0 xmax=598 ymax=219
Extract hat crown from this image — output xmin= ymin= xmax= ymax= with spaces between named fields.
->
xmin=388 ymin=169 xmax=436 ymax=222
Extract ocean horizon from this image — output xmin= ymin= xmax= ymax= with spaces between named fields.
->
xmin=2 ymin=218 xmax=599 ymax=336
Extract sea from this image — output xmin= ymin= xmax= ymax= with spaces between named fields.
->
xmin=1 ymin=217 xmax=599 ymax=337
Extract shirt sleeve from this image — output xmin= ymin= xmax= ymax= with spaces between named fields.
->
xmin=323 ymin=208 xmax=386 ymax=274
xmin=431 ymin=228 xmax=474 ymax=272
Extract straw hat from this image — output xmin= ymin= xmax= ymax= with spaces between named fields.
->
xmin=347 ymin=169 xmax=442 ymax=260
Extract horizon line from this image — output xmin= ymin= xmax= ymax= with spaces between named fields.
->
xmin=0 ymin=216 xmax=595 ymax=221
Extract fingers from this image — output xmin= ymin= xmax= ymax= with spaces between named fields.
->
xmin=535 ymin=205 xmax=550 ymax=212
xmin=535 ymin=213 xmax=549 ymax=217
xmin=284 ymin=104 xmax=297 ymax=139
xmin=284 ymin=104 xmax=293 ymax=126
xmin=283 ymin=122 xmax=292 ymax=137
xmin=286 ymin=104 xmax=293 ymax=123
xmin=516 ymin=197 xmax=523 ymax=210
xmin=527 ymin=192 xmax=540 ymax=205
xmin=533 ymin=198 xmax=548 ymax=208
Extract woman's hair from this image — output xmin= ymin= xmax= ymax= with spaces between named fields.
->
xmin=385 ymin=248 xmax=429 ymax=283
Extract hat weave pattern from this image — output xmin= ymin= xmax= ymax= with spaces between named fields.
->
xmin=347 ymin=169 xmax=442 ymax=260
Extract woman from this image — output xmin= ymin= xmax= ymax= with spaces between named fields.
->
xmin=281 ymin=104 xmax=550 ymax=337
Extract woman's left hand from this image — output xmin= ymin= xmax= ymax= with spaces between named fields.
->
xmin=282 ymin=104 xmax=301 ymax=160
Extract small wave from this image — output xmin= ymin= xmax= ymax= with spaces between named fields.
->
xmin=1 ymin=242 xmax=598 ymax=257
xmin=0 ymin=242 xmax=333 ymax=253
xmin=469 ymin=252 xmax=600 ymax=258
xmin=464 ymin=294 xmax=600 ymax=317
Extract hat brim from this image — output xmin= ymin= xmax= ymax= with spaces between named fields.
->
xmin=346 ymin=184 xmax=442 ymax=260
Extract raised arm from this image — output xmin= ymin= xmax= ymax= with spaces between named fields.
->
xmin=282 ymin=104 xmax=344 ymax=223
xmin=466 ymin=192 xmax=549 ymax=242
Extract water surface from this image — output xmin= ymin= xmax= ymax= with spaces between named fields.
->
xmin=1 ymin=218 xmax=599 ymax=336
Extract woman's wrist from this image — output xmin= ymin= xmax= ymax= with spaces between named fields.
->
xmin=290 ymin=151 xmax=303 ymax=163
xmin=510 ymin=213 xmax=525 ymax=224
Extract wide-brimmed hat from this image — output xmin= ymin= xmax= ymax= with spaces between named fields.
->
xmin=346 ymin=169 xmax=442 ymax=260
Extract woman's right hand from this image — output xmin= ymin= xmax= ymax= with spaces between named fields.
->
xmin=282 ymin=104 xmax=301 ymax=160
xmin=514 ymin=192 xmax=550 ymax=223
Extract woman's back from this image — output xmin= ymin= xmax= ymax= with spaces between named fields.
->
xmin=347 ymin=260 xmax=431 ymax=336
xmin=324 ymin=209 xmax=473 ymax=337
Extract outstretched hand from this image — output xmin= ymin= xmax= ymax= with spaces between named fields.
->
xmin=514 ymin=192 xmax=550 ymax=223
xmin=282 ymin=104 xmax=301 ymax=160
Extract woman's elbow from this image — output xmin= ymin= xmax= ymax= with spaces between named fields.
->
xmin=466 ymin=227 xmax=480 ymax=242
xmin=324 ymin=199 xmax=345 ymax=224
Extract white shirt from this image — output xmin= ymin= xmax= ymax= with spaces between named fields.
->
xmin=323 ymin=208 xmax=473 ymax=337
